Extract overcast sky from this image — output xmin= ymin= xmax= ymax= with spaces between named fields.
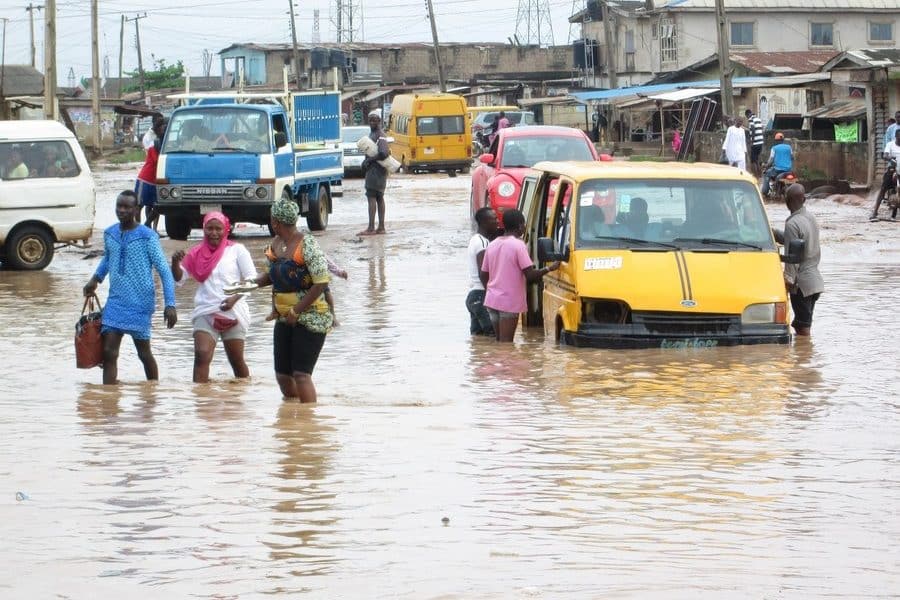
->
xmin=0 ymin=0 xmax=579 ymax=85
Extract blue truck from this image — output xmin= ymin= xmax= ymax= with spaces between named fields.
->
xmin=156 ymin=91 xmax=343 ymax=240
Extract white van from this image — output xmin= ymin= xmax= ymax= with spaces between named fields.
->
xmin=0 ymin=120 xmax=95 ymax=270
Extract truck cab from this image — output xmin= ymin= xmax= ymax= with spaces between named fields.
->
xmin=156 ymin=91 xmax=342 ymax=240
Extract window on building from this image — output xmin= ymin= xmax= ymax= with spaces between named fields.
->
xmin=624 ymin=30 xmax=635 ymax=72
xmin=869 ymin=22 xmax=893 ymax=43
xmin=810 ymin=22 xmax=833 ymax=46
xmin=659 ymin=18 xmax=677 ymax=66
xmin=730 ymin=22 xmax=754 ymax=46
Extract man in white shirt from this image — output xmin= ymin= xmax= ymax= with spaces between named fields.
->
xmin=466 ymin=207 xmax=499 ymax=335
xmin=870 ymin=128 xmax=900 ymax=220
xmin=722 ymin=116 xmax=747 ymax=171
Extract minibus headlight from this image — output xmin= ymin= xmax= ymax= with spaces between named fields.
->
xmin=255 ymin=186 xmax=269 ymax=199
xmin=243 ymin=187 xmax=255 ymax=199
xmin=742 ymin=302 xmax=780 ymax=324
xmin=497 ymin=181 xmax=516 ymax=198
xmin=170 ymin=187 xmax=181 ymax=199
xmin=158 ymin=187 xmax=170 ymax=200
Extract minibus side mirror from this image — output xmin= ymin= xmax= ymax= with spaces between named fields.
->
xmin=537 ymin=237 xmax=564 ymax=262
xmin=781 ymin=238 xmax=805 ymax=264
xmin=274 ymin=132 xmax=288 ymax=148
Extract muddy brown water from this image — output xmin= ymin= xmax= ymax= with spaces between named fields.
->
xmin=1 ymin=168 xmax=898 ymax=598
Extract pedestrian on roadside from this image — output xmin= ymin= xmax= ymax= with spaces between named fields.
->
xmin=171 ymin=211 xmax=257 ymax=383
xmin=722 ymin=116 xmax=747 ymax=171
xmin=135 ymin=118 xmax=167 ymax=233
xmin=870 ymin=127 xmax=900 ymax=220
xmin=745 ymin=108 xmax=764 ymax=176
xmin=885 ymin=111 xmax=900 ymax=143
xmin=780 ymin=183 xmax=824 ymax=337
xmin=255 ymin=198 xmax=333 ymax=402
xmin=142 ymin=114 xmax=164 ymax=152
xmin=479 ymin=209 xmax=560 ymax=343
xmin=83 ymin=190 xmax=178 ymax=385
xmin=358 ymin=110 xmax=390 ymax=236
xmin=466 ymin=207 xmax=499 ymax=336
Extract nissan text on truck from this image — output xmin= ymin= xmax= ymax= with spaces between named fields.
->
xmin=156 ymin=89 xmax=343 ymax=240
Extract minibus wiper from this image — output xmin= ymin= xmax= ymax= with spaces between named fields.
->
xmin=675 ymin=237 xmax=762 ymax=250
xmin=591 ymin=235 xmax=680 ymax=250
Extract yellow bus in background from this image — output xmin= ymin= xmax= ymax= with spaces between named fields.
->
xmin=386 ymin=93 xmax=472 ymax=175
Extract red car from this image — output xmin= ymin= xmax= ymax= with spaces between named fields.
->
xmin=469 ymin=125 xmax=600 ymax=223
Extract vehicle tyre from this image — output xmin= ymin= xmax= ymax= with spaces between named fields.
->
xmin=461 ymin=165 xmax=471 ymax=175
xmin=306 ymin=185 xmax=329 ymax=231
xmin=5 ymin=225 xmax=54 ymax=270
xmin=165 ymin=215 xmax=192 ymax=241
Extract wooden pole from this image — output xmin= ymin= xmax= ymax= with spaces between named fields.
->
xmin=288 ymin=0 xmax=303 ymax=90
xmin=91 ymin=0 xmax=101 ymax=152
xmin=425 ymin=0 xmax=446 ymax=92
xmin=126 ymin=14 xmax=148 ymax=101
xmin=44 ymin=0 xmax=57 ymax=120
xmin=118 ymin=14 xmax=125 ymax=98
xmin=714 ymin=0 xmax=734 ymax=119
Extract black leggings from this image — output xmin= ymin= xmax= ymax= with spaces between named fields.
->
xmin=273 ymin=321 xmax=326 ymax=375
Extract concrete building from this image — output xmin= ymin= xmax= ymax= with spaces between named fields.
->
xmin=571 ymin=0 xmax=900 ymax=87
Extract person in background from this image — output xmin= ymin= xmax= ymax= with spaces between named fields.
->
xmin=466 ymin=207 xmax=499 ymax=336
xmin=135 ymin=118 xmax=167 ymax=233
xmin=671 ymin=129 xmax=682 ymax=154
xmin=870 ymin=127 xmax=900 ymax=221
xmin=2 ymin=147 xmax=29 ymax=179
xmin=255 ymin=198 xmax=333 ymax=402
xmin=780 ymin=184 xmax=824 ymax=337
xmin=761 ymin=132 xmax=794 ymax=196
xmin=142 ymin=114 xmax=164 ymax=152
xmin=480 ymin=209 xmax=560 ymax=343
xmin=83 ymin=190 xmax=177 ymax=385
xmin=171 ymin=211 xmax=257 ymax=383
xmin=358 ymin=110 xmax=391 ymax=235
xmin=722 ymin=116 xmax=747 ymax=171
xmin=885 ymin=111 xmax=900 ymax=143
xmin=497 ymin=111 xmax=511 ymax=131
xmin=745 ymin=108 xmax=764 ymax=176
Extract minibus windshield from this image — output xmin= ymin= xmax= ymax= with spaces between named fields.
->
xmin=163 ymin=108 xmax=271 ymax=154
xmin=573 ymin=178 xmax=775 ymax=251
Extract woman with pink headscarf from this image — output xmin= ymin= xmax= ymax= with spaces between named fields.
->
xmin=171 ymin=212 xmax=257 ymax=383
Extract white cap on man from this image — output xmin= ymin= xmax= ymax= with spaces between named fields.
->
xmin=368 ymin=109 xmax=382 ymax=120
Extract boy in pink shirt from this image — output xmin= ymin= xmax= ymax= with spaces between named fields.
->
xmin=480 ymin=209 xmax=559 ymax=342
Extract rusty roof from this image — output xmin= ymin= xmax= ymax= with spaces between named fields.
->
xmin=730 ymin=51 xmax=839 ymax=75
xmin=804 ymin=98 xmax=866 ymax=120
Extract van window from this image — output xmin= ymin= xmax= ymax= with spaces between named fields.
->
xmin=575 ymin=179 xmax=774 ymax=250
xmin=163 ymin=108 xmax=271 ymax=153
xmin=0 ymin=141 xmax=80 ymax=179
xmin=416 ymin=116 xmax=465 ymax=135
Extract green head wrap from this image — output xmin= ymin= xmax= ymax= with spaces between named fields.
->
xmin=271 ymin=198 xmax=299 ymax=225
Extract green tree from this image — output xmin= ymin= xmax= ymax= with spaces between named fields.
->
xmin=124 ymin=57 xmax=185 ymax=92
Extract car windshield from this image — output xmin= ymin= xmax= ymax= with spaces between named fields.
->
xmin=162 ymin=108 xmax=271 ymax=154
xmin=500 ymin=135 xmax=594 ymax=168
xmin=341 ymin=127 xmax=370 ymax=143
xmin=573 ymin=179 xmax=775 ymax=251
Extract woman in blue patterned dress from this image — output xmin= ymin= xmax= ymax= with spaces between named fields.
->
xmin=83 ymin=190 xmax=178 ymax=384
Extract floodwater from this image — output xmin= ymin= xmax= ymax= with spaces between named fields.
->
xmin=1 ymin=166 xmax=899 ymax=598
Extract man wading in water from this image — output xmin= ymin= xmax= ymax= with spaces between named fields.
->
xmin=359 ymin=111 xmax=390 ymax=236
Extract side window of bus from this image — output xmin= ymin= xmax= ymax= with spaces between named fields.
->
xmin=553 ymin=181 xmax=573 ymax=252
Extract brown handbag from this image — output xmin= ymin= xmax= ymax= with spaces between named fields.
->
xmin=75 ymin=294 xmax=104 ymax=369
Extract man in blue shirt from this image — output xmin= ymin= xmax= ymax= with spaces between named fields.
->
xmin=761 ymin=132 xmax=793 ymax=196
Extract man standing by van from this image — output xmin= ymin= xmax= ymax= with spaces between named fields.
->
xmin=466 ymin=207 xmax=498 ymax=336
xmin=359 ymin=110 xmax=390 ymax=236
xmin=781 ymin=184 xmax=824 ymax=337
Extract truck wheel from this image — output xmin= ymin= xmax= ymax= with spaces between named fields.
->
xmin=166 ymin=215 xmax=191 ymax=241
xmin=5 ymin=225 xmax=54 ymax=270
xmin=306 ymin=186 xmax=329 ymax=231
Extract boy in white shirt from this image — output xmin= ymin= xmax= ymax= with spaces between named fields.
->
xmin=466 ymin=207 xmax=498 ymax=335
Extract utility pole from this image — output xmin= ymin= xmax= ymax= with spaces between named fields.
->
xmin=425 ymin=0 xmax=446 ymax=92
xmin=118 ymin=14 xmax=125 ymax=97
xmin=126 ymin=13 xmax=148 ymax=101
xmin=26 ymin=4 xmax=44 ymax=69
xmin=714 ymin=0 xmax=734 ymax=119
xmin=91 ymin=0 xmax=101 ymax=152
xmin=44 ymin=0 xmax=57 ymax=120
xmin=1 ymin=18 xmax=7 ymax=121
xmin=600 ymin=0 xmax=617 ymax=90
xmin=288 ymin=0 xmax=303 ymax=90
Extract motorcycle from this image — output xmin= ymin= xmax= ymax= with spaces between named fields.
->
xmin=880 ymin=158 xmax=899 ymax=220
xmin=765 ymin=170 xmax=796 ymax=201
xmin=471 ymin=126 xmax=494 ymax=158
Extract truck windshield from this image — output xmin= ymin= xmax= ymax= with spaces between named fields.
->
xmin=574 ymin=179 xmax=775 ymax=251
xmin=162 ymin=108 xmax=272 ymax=154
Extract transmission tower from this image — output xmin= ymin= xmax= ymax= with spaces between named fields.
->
xmin=67 ymin=67 xmax=76 ymax=89
xmin=331 ymin=0 xmax=361 ymax=43
xmin=202 ymin=49 xmax=212 ymax=77
xmin=312 ymin=10 xmax=321 ymax=43
xmin=515 ymin=0 xmax=555 ymax=46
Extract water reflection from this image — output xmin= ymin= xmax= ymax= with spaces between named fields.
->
xmin=264 ymin=404 xmax=339 ymax=576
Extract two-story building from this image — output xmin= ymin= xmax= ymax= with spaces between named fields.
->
xmin=572 ymin=0 xmax=900 ymax=87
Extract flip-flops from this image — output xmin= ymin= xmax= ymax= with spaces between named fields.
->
xmin=223 ymin=280 xmax=259 ymax=295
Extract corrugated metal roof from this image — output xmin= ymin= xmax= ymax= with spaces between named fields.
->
xmin=0 ymin=65 xmax=43 ymax=97
xmin=656 ymin=0 xmax=900 ymax=9
xmin=804 ymin=98 xmax=866 ymax=119
xmin=824 ymin=48 xmax=900 ymax=69
xmin=731 ymin=51 xmax=839 ymax=75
